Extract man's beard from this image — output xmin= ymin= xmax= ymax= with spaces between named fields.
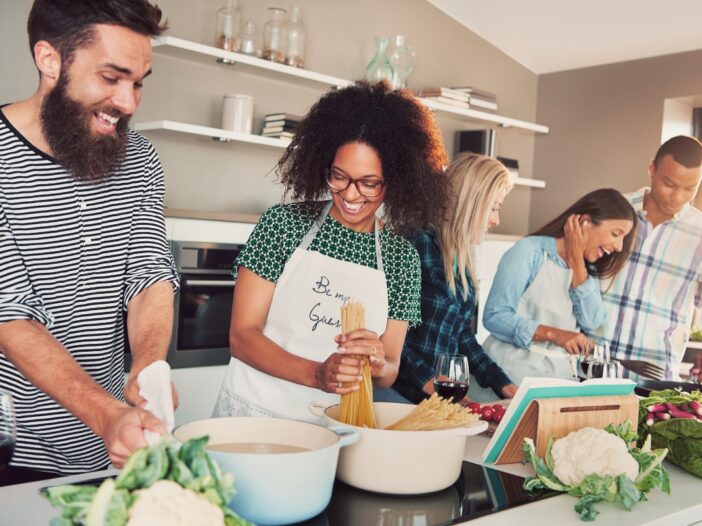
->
xmin=40 ymin=74 xmax=130 ymax=183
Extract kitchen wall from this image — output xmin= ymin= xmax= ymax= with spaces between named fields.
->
xmin=531 ymin=49 xmax=702 ymax=230
xmin=1 ymin=0 xmax=542 ymax=235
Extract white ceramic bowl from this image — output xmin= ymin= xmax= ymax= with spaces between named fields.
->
xmin=309 ymin=401 xmax=487 ymax=495
xmin=174 ymin=417 xmax=358 ymax=525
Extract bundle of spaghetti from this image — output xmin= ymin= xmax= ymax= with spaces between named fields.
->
xmin=338 ymin=300 xmax=377 ymax=428
xmin=385 ymin=393 xmax=480 ymax=431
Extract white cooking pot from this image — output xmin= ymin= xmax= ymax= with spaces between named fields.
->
xmin=309 ymin=401 xmax=487 ymax=495
xmin=174 ymin=417 xmax=358 ymax=525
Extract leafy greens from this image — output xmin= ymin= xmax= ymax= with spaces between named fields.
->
xmin=42 ymin=437 xmax=253 ymax=526
xmin=639 ymin=388 xmax=702 ymax=479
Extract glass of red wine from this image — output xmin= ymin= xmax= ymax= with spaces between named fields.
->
xmin=578 ymin=341 xmax=604 ymax=381
xmin=0 ymin=389 xmax=15 ymax=471
xmin=433 ymin=353 xmax=470 ymax=403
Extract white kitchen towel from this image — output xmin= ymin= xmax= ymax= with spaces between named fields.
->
xmin=137 ymin=360 xmax=175 ymax=445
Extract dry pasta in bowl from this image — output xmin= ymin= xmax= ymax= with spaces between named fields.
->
xmin=385 ymin=393 xmax=481 ymax=431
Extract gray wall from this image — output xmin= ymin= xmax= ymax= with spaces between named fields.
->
xmin=531 ymin=49 xmax=702 ymax=230
xmin=1 ymin=0 xmax=542 ymax=235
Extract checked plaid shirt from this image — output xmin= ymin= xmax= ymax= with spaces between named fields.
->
xmin=599 ymin=188 xmax=702 ymax=380
xmin=393 ymin=229 xmax=512 ymax=404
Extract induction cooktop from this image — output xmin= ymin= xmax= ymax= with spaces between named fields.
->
xmin=295 ymin=460 xmax=556 ymax=526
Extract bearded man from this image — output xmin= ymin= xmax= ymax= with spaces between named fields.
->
xmin=0 ymin=0 xmax=179 ymax=484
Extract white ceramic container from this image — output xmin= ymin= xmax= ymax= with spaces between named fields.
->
xmin=174 ymin=416 xmax=358 ymax=525
xmin=309 ymin=401 xmax=487 ymax=495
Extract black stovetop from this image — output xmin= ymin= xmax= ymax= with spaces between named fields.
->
xmin=295 ymin=461 xmax=555 ymax=526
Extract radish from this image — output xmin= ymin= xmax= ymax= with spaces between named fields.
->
xmin=689 ymin=400 xmax=702 ymax=416
xmin=646 ymin=404 xmax=667 ymax=413
xmin=645 ymin=415 xmax=655 ymax=426
xmin=668 ymin=408 xmax=697 ymax=419
xmin=653 ymin=411 xmax=671 ymax=421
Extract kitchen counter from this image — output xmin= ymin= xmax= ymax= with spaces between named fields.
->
xmin=2 ymin=435 xmax=701 ymax=526
xmin=461 ymin=436 xmax=702 ymax=526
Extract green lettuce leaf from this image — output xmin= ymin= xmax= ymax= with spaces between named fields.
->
xmin=650 ymin=418 xmax=702 ymax=478
xmin=521 ymin=438 xmax=569 ymax=492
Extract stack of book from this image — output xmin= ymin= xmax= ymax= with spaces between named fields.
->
xmin=416 ymin=86 xmax=498 ymax=112
xmin=416 ymin=87 xmax=471 ymax=108
xmin=452 ymin=86 xmax=498 ymax=112
xmin=261 ymin=112 xmax=302 ymax=139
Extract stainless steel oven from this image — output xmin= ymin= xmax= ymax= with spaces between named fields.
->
xmin=169 ymin=240 xmax=244 ymax=368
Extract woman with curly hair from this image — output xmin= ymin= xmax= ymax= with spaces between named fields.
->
xmin=213 ymin=81 xmax=449 ymax=421
xmin=469 ymin=188 xmax=637 ymax=401
xmin=391 ymin=153 xmax=518 ymax=405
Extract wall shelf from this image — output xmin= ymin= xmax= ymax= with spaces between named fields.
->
xmin=133 ymin=120 xmax=291 ymax=149
xmin=152 ymin=35 xmax=352 ymax=90
xmin=513 ymin=176 xmax=546 ymax=188
xmin=419 ymin=98 xmax=549 ymax=134
xmin=151 ymin=36 xmax=549 ymax=136
xmin=134 ymin=121 xmax=545 ymax=187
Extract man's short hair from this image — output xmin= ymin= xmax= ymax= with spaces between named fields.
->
xmin=654 ymin=135 xmax=702 ymax=169
xmin=27 ymin=0 xmax=167 ymax=65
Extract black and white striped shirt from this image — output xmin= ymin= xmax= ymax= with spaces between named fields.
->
xmin=0 ymin=109 xmax=179 ymax=474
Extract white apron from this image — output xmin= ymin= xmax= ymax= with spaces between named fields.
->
xmin=213 ymin=202 xmax=389 ymax=422
xmin=468 ymin=256 xmax=579 ymax=402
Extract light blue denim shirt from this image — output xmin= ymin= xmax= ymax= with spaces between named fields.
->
xmin=483 ymin=236 xmax=607 ymax=349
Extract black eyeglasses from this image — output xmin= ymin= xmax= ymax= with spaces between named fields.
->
xmin=325 ymin=169 xmax=385 ymax=197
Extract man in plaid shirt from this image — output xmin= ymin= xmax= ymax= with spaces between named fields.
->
xmin=600 ymin=136 xmax=702 ymax=381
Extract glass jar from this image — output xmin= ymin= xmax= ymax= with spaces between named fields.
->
xmin=285 ymin=6 xmax=306 ymax=68
xmin=387 ymin=35 xmax=416 ymax=89
xmin=215 ymin=0 xmax=243 ymax=52
xmin=239 ymin=21 xmax=258 ymax=56
xmin=364 ymin=36 xmax=393 ymax=83
xmin=262 ymin=7 xmax=287 ymax=63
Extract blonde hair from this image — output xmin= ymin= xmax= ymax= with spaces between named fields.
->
xmin=437 ymin=153 xmax=513 ymax=298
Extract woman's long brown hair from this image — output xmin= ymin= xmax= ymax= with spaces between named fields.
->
xmin=530 ymin=188 xmax=637 ymax=278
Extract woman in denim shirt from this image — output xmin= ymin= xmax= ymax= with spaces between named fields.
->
xmin=468 ymin=189 xmax=637 ymax=401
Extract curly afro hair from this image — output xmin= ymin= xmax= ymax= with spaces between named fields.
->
xmin=277 ymin=81 xmax=449 ymax=232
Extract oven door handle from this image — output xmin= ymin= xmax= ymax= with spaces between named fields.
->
xmin=184 ymin=279 xmax=236 ymax=287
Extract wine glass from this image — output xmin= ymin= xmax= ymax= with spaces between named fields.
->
xmin=433 ymin=353 xmax=470 ymax=403
xmin=578 ymin=341 xmax=605 ymax=381
xmin=0 ymin=390 xmax=16 ymax=471
xmin=586 ymin=360 xmax=623 ymax=380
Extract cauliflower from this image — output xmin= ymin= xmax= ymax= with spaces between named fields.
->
xmin=550 ymin=427 xmax=639 ymax=486
xmin=126 ymin=480 xmax=225 ymax=526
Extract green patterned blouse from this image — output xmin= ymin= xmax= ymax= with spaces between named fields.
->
xmin=235 ymin=201 xmax=421 ymax=326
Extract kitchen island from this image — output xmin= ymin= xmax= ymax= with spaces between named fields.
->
xmin=2 ymin=434 xmax=701 ymax=526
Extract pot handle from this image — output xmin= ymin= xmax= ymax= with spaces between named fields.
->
xmin=327 ymin=425 xmax=360 ymax=448
xmin=309 ymin=401 xmax=331 ymax=419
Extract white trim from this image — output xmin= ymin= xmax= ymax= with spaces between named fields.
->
xmin=133 ymin=120 xmax=291 ymax=149
xmin=152 ymin=35 xmax=352 ymax=89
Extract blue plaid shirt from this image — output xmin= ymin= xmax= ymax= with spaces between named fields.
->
xmin=393 ymin=229 xmax=512 ymax=403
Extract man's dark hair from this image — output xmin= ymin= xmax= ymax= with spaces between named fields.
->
xmin=653 ymin=135 xmax=702 ymax=169
xmin=277 ymin=81 xmax=450 ymax=232
xmin=27 ymin=0 xmax=167 ymax=65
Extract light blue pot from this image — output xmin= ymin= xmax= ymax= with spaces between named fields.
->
xmin=174 ymin=417 xmax=358 ymax=525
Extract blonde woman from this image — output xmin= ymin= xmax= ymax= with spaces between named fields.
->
xmin=390 ymin=153 xmax=517 ymax=404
